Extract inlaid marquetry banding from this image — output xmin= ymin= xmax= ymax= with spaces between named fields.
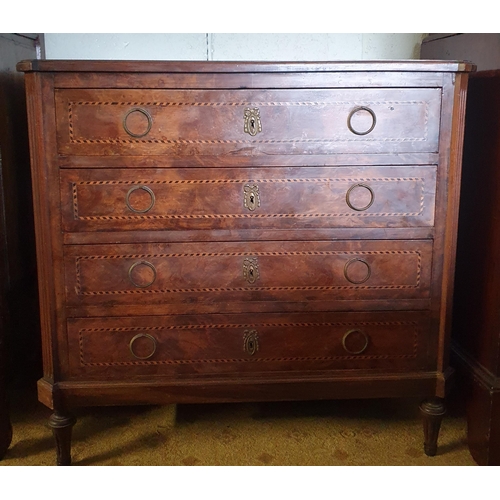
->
xmin=72 ymin=177 xmax=426 ymax=185
xmin=77 ymin=321 xmax=419 ymax=367
xmin=76 ymin=213 xmax=425 ymax=221
xmin=76 ymin=249 xmax=422 ymax=258
xmin=70 ymin=100 xmax=425 ymax=107
xmin=67 ymin=100 xmax=430 ymax=144
xmin=76 ymin=285 xmax=423 ymax=296
xmin=78 ymin=320 xmax=418 ymax=331
xmin=73 ymin=250 xmax=422 ymax=296
xmin=71 ymin=177 xmax=426 ymax=220
xmin=80 ymin=355 xmax=419 ymax=367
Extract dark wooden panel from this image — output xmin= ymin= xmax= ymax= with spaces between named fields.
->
xmin=0 ymin=35 xmax=41 ymax=388
xmin=453 ymin=72 xmax=500 ymax=375
xmin=452 ymin=345 xmax=500 ymax=466
xmin=0 ymin=148 xmax=12 ymax=459
xmin=0 ymin=33 xmax=42 ymax=460
xmin=57 ymin=152 xmax=441 ymax=168
xmin=53 ymin=71 xmax=447 ymax=91
xmin=466 ymin=382 xmax=500 ymax=466
xmin=451 ymin=70 xmax=500 ymax=465
xmin=62 ymin=227 xmax=436 ymax=245
xmin=42 ymin=373 xmax=440 ymax=408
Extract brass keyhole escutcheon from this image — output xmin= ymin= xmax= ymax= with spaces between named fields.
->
xmin=243 ymin=330 xmax=259 ymax=355
xmin=243 ymin=257 xmax=260 ymax=284
xmin=244 ymin=107 xmax=262 ymax=136
xmin=244 ymin=184 xmax=260 ymax=211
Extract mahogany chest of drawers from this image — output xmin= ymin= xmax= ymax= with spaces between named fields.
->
xmin=17 ymin=60 xmax=474 ymax=465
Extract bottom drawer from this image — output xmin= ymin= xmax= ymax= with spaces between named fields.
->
xmin=66 ymin=311 xmax=436 ymax=379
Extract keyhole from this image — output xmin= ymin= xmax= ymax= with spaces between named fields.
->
xmin=244 ymin=108 xmax=262 ymax=137
xmin=250 ymin=194 xmax=255 ymax=204
xmin=243 ymin=257 xmax=259 ymax=284
xmin=243 ymin=329 xmax=259 ymax=355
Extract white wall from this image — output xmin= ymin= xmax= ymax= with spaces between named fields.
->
xmin=43 ymin=33 xmax=427 ymax=60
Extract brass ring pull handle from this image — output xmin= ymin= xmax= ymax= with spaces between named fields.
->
xmin=342 ymin=329 xmax=369 ymax=355
xmin=347 ymin=106 xmax=377 ymax=135
xmin=125 ymin=185 xmax=156 ymax=213
xmin=123 ymin=107 xmax=153 ymax=138
xmin=128 ymin=260 xmax=157 ymax=288
xmin=243 ymin=330 xmax=259 ymax=355
xmin=346 ymin=183 xmax=375 ymax=212
xmin=244 ymin=107 xmax=262 ymax=136
xmin=344 ymin=257 xmax=371 ymax=284
xmin=129 ymin=333 xmax=157 ymax=360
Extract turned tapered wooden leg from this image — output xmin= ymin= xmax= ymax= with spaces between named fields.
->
xmin=419 ymin=398 xmax=446 ymax=456
xmin=49 ymin=412 xmax=76 ymax=466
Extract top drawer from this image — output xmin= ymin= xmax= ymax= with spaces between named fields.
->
xmin=54 ymin=88 xmax=442 ymax=157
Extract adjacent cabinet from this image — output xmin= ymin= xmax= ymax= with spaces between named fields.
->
xmin=452 ymin=70 xmax=500 ymax=466
xmin=0 ymin=33 xmax=42 ymax=461
xmin=420 ymin=33 xmax=500 ymax=466
xmin=0 ymin=148 xmax=13 ymax=460
xmin=17 ymin=60 xmax=474 ymax=465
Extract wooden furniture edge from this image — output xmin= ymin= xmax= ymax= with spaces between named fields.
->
xmin=16 ymin=59 xmax=477 ymax=74
xmin=36 ymin=372 xmax=443 ymax=408
xmin=452 ymin=342 xmax=500 ymax=391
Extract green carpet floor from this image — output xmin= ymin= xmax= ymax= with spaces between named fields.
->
xmin=0 ymin=382 xmax=477 ymax=466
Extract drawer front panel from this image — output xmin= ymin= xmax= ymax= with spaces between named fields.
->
xmin=66 ymin=311 xmax=435 ymax=378
xmin=55 ymin=88 xmax=441 ymax=156
xmin=61 ymin=166 xmax=437 ymax=232
xmin=64 ymin=240 xmax=433 ymax=307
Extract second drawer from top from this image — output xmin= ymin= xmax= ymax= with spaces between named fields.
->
xmin=61 ymin=166 xmax=437 ymax=232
